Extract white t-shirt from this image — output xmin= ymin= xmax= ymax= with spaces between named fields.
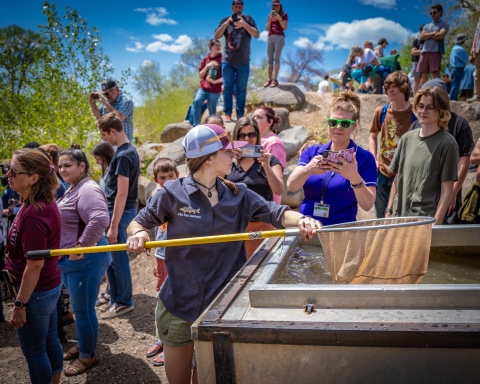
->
xmin=355 ymin=48 xmax=378 ymax=66
xmin=318 ymin=80 xmax=329 ymax=93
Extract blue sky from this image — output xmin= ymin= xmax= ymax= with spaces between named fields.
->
xmin=1 ymin=0 xmax=433 ymax=102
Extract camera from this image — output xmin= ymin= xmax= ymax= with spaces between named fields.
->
xmin=242 ymin=145 xmax=263 ymax=158
xmin=91 ymin=93 xmax=100 ymax=99
xmin=231 ymin=13 xmax=239 ymax=22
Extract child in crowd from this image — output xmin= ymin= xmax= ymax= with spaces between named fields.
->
xmin=145 ymin=157 xmax=180 ymax=367
xmin=460 ymin=56 xmax=476 ymax=102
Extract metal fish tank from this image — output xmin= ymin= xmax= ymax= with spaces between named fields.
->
xmin=192 ymin=224 xmax=480 ymax=384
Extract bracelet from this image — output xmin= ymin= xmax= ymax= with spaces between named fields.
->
xmin=350 ymin=179 xmax=365 ymax=189
xmin=134 ymin=229 xmax=147 ymax=235
xmin=384 ymin=208 xmax=393 ymax=214
xmin=299 ymin=215 xmax=311 ymax=220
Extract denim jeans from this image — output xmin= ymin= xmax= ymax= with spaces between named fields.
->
xmin=15 ymin=283 xmax=63 ymax=384
xmin=374 ymin=170 xmax=395 ymax=218
xmin=351 ymin=65 xmax=374 ymax=85
xmin=450 ymin=67 xmax=464 ymax=101
xmin=107 ymin=209 xmax=136 ymax=306
xmin=59 ymin=236 xmax=112 ymax=358
xmin=192 ymin=88 xmax=221 ymax=126
xmin=222 ymin=62 xmax=250 ymax=117
xmin=185 ymin=103 xmax=207 ymax=125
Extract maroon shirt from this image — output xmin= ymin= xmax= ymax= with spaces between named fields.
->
xmin=268 ymin=12 xmax=288 ymax=37
xmin=199 ymin=53 xmax=223 ymax=94
xmin=6 ymin=201 xmax=61 ymax=291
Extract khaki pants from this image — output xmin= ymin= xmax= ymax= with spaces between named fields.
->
xmin=474 ymin=52 xmax=480 ymax=97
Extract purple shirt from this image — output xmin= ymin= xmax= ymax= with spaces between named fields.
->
xmin=297 ymin=140 xmax=377 ymax=226
xmin=268 ymin=12 xmax=288 ymax=37
xmin=57 ymin=178 xmax=110 ymax=248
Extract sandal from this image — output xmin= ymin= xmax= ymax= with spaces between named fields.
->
xmin=153 ymin=353 xmax=165 ymax=367
xmin=263 ymin=80 xmax=272 ymax=87
xmin=95 ymin=292 xmax=110 ymax=307
xmin=270 ymin=80 xmax=278 ymax=88
xmin=146 ymin=340 xmax=163 ymax=357
xmin=63 ymin=345 xmax=79 ymax=361
xmin=64 ymin=357 xmax=98 ymax=376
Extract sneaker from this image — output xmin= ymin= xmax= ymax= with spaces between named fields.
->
xmin=62 ymin=312 xmax=75 ymax=326
xmin=101 ymin=304 xmax=134 ymax=320
xmin=467 ymin=96 xmax=480 ymax=103
xmin=224 ymin=114 xmax=232 ymax=122
xmin=98 ymin=302 xmax=113 ymax=312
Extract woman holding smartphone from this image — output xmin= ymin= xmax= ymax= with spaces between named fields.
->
xmin=226 ymin=117 xmax=284 ymax=257
xmin=287 ymin=91 xmax=377 ymax=226
xmin=264 ymin=0 xmax=288 ymax=88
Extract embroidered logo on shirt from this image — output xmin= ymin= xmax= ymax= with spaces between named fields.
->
xmin=178 ymin=206 xmax=201 ymax=218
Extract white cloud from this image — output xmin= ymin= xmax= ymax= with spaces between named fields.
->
xmin=259 ymin=31 xmax=269 ymax=42
xmin=359 ymin=0 xmax=396 ymax=9
xmin=146 ymin=34 xmax=192 ymax=54
xmin=126 ymin=41 xmax=145 ymax=52
xmin=130 ymin=66 xmax=137 ymax=71
xmin=294 ymin=18 xmax=411 ymax=52
xmin=135 ymin=7 xmax=178 ymax=26
xmin=142 ymin=59 xmax=153 ymax=67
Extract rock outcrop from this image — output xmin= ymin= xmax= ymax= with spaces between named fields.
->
xmin=247 ymin=83 xmax=306 ymax=111
xmin=161 ymin=122 xmax=191 ymax=143
xmin=278 ymin=126 xmax=310 ymax=159
xmin=146 ymin=137 xmax=186 ymax=178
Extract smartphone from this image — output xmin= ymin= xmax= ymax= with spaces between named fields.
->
xmin=242 ymin=145 xmax=263 ymax=158
xmin=91 ymin=93 xmax=100 ymax=99
xmin=322 ymin=148 xmax=354 ymax=164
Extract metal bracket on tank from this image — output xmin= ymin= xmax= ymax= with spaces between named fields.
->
xmin=303 ymin=303 xmax=316 ymax=314
xmin=248 ymin=231 xmax=262 ymax=240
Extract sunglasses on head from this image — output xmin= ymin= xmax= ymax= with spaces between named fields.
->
xmin=6 ymin=165 xmax=32 ymax=178
xmin=326 ymin=118 xmax=356 ymax=129
xmin=237 ymin=132 xmax=258 ymax=139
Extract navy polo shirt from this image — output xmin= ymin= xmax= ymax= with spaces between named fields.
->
xmin=298 ymin=140 xmax=377 ymax=226
xmin=135 ymin=175 xmax=288 ymax=322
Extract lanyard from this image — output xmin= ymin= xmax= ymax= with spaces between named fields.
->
xmin=321 ymin=172 xmax=335 ymax=205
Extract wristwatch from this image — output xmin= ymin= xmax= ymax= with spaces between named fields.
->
xmin=14 ymin=299 xmax=29 ymax=308
xmin=384 ymin=208 xmax=393 ymax=214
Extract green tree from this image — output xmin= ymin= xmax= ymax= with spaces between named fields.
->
xmin=0 ymin=1 xmax=129 ymax=160
xmin=132 ymin=61 xmax=165 ymax=100
xmin=248 ymin=57 xmax=269 ymax=90
xmin=164 ymin=63 xmax=199 ymax=96
xmin=180 ymin=36 xmax=211 ymax=70
xmin=398 ymin=36 xmax=415 ymax=74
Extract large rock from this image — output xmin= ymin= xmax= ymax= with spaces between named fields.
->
xmin=137 ymin=175 xmax=151 ymax=206
xmin=161 ymin=122 xmax=191 ymax=143
xmin=272 ymin=107 xmax=290 ymax=132
xmin=136 ymin=147 xmax=159 ymax=164
xmin=147 ymin=137 xmax=186 ymax=177
xmin=278 ymin=126 xmax=310 ymax=159
xmin=248 ymin=83 xmax=306 ymax=111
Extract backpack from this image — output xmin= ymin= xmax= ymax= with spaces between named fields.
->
xmin=379 ymin=103 xmax=417 ymax=128
xmin=457 ymin=183 xmax=480 ymax=224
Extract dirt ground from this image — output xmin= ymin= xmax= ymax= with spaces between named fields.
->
xmin=0 ymin=252 xmax=167 ymax=384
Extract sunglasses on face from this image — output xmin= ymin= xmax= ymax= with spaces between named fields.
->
xmin=326 ymin=118 xmax=356 ymax=129
xmin=6 ymin=165 xmax=32 ymax=178
xmin=237 ymin=132 xmax=258 ymax=139
xmin=430 ymin=11 xmax=437 ymax=15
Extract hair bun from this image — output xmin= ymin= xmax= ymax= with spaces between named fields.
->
xmin=71 ymin=144 xmax=81 ymax=150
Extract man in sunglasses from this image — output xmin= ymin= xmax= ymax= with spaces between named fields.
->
xmin=418 ymin=4 xmax=449 ymax=85
xmin=90 ymin=79 xmax=135 ymax=143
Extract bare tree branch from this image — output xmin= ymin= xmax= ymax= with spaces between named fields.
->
xmin=281 ymin=43 xmax=324 ymax=91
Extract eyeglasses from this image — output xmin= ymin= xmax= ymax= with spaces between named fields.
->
xmin=237 ymin=132 xmax=258 ymax=139
xmin=416 ymin=104 xmax=436 ymax=112
xmin=103 ymin=91 xmax=112 ymax=97
xmin=430 ymin=11 xmax=437 ymax=15
xmin=326 ymin=118 xmax=356 ymax=129
xmin=6 ymin=165 xmax=32 ymax=178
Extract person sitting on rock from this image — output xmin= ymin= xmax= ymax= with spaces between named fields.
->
xmin=350 ymin=45 xmax=380 ymax=93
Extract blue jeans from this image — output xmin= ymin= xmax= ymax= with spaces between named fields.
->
xmin=185 ymin=103 xmax=207 ymax=125
xmin=374 ymin=170 xmax=395 ymax=218
xmin=15 ymin=283 xmax=63 ymax=384
xmin=107 ymin=209 xmax=136 ymax=306
xmin=192 ymin=88 xmax=221 ymax=126
xmin=351 ymin=65 xmax=374 ymax=85
xmin=450 ymin=67 xmax=464 ymax=101
xmin=59 ymin=236 xmax=112 ymax=358
xmin=222 ymin=62 xmax=250 ymax=117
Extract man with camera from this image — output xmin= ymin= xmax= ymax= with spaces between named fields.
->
xmin=89 ymin=79 xmax=135 ymax=143
xmin=214 ymin=0 xmax=259 ymax=123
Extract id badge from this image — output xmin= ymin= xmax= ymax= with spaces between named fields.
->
xmin=314 ymin=202 xmax=330 ymax=218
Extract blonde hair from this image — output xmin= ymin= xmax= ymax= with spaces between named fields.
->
xmin=413 ymin=87 xmax=451 ymax=129
xmin=327 ymin=90 xmax=361 ymax=122
xmin=350 ymin=45 xmax=363 ymax=56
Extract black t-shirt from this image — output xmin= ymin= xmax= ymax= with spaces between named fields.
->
xmin=412 ymin=38 xmax=425 ymax=63
xmin=105 ymin=143 xmax=140 ymax=210
xmin=408 ymin=112 xmax=474 ymax=204
xmin=226 ymin=155 xmax=282 ymax=201
xmin=217 ymin=15 xmax=257 ymax=66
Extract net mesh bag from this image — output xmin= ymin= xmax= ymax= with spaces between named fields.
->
xmin=317 ymin=217 xmax=434 ymax=284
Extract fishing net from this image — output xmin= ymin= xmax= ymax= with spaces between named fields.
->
xmin=317 ymin=217 xmax=435 ymax=284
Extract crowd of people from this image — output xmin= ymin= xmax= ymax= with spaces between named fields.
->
xmin=2 ymin=3 xmax=480 ymax=384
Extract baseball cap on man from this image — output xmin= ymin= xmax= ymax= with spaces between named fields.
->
xmin=183 ymin=124 xmax=248 ymax=159
xmin=378 ymin=38 xmax=389 ymax=45
xmin=272 ymin=0 xmax=281 ymax=4
xmin=232 ymin=0 xmax=243 ymax=5
xmin=101 ymin=79 xmax=117 ymax=94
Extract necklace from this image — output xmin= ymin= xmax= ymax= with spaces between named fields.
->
xmin=193 ymin=178 xmax=216 ymax=198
